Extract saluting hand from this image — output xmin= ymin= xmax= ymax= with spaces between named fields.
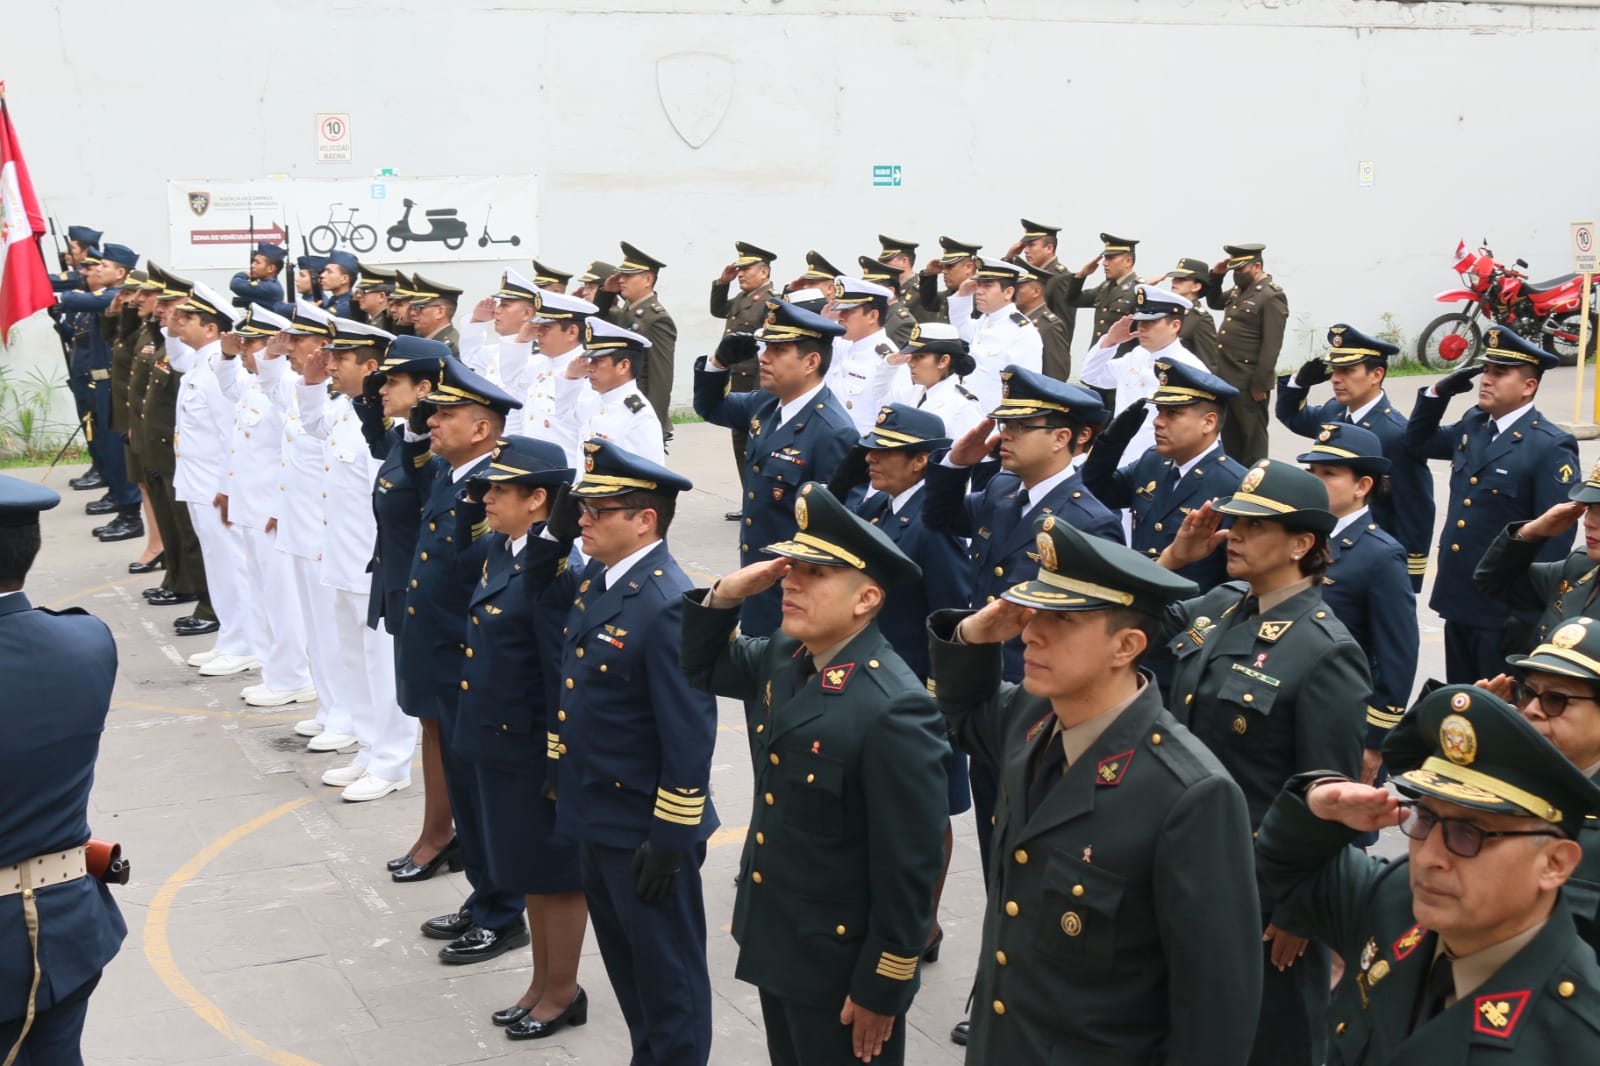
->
xmin=1304 ymin=778 xmax=1406 ymax=831
xmin=1075 ymin=254 xmax=1102 ymax=279
xmin=300 ymin=351 xmax=331 ymax=386
xmin=710 ymin=558 xmax=791 ymax=605
xmin=957 ymin=598 xmax=1034 ymax=646
xmin=469 ymin=296 xmax=496 ymax=324
xmin=1434 ymin=362 xmax=1484 ymax=398
xmin=1101 ymin=314 xmax=1136 ymax=347
xmin=716 ymin=262 xmax=739 ymax=285
xmin=1474 ymin=673 xmax=1516 ymax=702
xmin=1158 ymin=501 xmax=1226 ymax=570
xmin=947 ymin=417 xmax=1000 ymax=467
xmin=840 ymin=996 xmax=895 ymax=1063
xmin=1519 ymin=500 xmax=1586 ymax=542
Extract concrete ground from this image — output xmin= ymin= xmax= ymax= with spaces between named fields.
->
xmin=21 ymin=365 xmax=1598 ymax=1064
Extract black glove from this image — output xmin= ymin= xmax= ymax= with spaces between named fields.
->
xmin=407 ymin=399 xmax=435 ymax=435
xmin=714 ymin=331 xmax=759 ymax=369
xmin=359 ymin=370 xmax=385 ymax=406
xmin=1098 ymin=399 xmax=1149 ymax=451
xmin=546 ymin=483 xmax=581 ymax=543
xmin=631 ymin=842 xmax=682 ymax=903
xmin=826 ymin=445 xmax=870 ymax=499
xmin=1293 ymin=359 xmax=1330 ymax=389
xmin=1435 ymin=363 xmax=1484 ymax=398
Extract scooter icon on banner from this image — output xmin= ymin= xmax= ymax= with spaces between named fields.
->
xmin=387 ymin=198 xmax=469 ymax=252
xmin=478 ymin=207 xmax=521 ymax=248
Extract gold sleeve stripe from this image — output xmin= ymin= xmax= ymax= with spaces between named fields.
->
xmin=1407 ymin=555 xmax=1428 ymax=574
xmin=653 ymin=806 xmax=703 ymax=827
xmin=1367 ymin=705 xmax=1404 ymax=728
xmin=411 ymin=451 xmax=432 ymax=469
xmin=654 ymin=796 xmax=707 ymax=816
xmin=470 ymin=520 xmax=490 ymax=541
xmin=875 ymin=953 xmax=919 ymax=980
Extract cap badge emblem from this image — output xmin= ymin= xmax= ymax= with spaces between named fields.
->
xmin=1440 ymin=713 xmax=1478 ymax=766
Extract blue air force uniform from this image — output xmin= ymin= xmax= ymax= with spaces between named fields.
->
xmin=0 ymin=479 xmax=126 ymax=1063
xmin=1405 ymin=328 xmax=1580 ymax=682
xmin=692 ymin=299 xmax=858 ymax=637
xmin=1277 ymin=324 xmax=1436 ymax=590
xmin=1081 ymin=359 xmax=1245 ymax=592
xmin=550 ymin=441 xmax=719 ymax=1066
xmin=227 ymin=242 xmax=287 ymax=311
xmin=454 ymin=438 xmax=583 ymax=895
xmin=59 ymin=274 xmax=141 ymax=513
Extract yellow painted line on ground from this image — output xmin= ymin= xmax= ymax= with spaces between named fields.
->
xmin=143 ymin=796 xmax=323 ymax=1066
xmin=708 ymin=825 xmax=747 ymax=850
xmin=45 ymin=572 xmax=145 ymax=609
xmin=112 ymin=699 xmax=300 ymax=723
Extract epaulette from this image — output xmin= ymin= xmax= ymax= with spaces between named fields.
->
xmin=1142 ymin=722 xmax=1217 ymax=788
xmin=875 ymin=343 xmax=894 ymax=357
xmin=1009 ymin=310 xmax=1027 ymax=326
xmin=35 ymin=605 xmax=90 ymax=617
xmin=649 ymin=302 xmax=665 ymax=314
xmin=624 ymin=393 xmax=646 ymax=413
xmin=956 ymin=385 xmax=978 ymax=402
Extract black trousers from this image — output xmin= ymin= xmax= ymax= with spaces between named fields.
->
xmin=1248 ymin=939 xmax=1329 ymax=1066
xmin=1443 ymin=620 xmax=1507 ymax=686
xmin=0 ymin=971 xmax=100 ymax=1066
xmin=759 ymin=988 xmax=906 ymax=1066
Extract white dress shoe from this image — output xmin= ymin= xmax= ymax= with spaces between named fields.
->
xmin=240 ymin=683 xmax=266 ymax=700
xmin=293 ymin=719 xmax=325 ymax=738
xmin=321 ymin=763 xmax=366 ymax=788
xmin=306 ymin=732 xmax=359 ymax=753
xmin=342 ymin=773 xmax=409 ymax=802
xmin=197 ymin=654 xmax=261 ymax=677
xmin=245 ymin=686 xmax=318 ymax=708
xmin=186 ymin=649 xmax=219 ymax=667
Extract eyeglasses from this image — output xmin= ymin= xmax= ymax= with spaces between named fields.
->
xmin=1397 ymin=801 xmax=1561 ymax=858
xmin=1512 ymin=679 xmax=1598 ymax=717
xmin=996 ymin=421 xmax=1055 ymax=435
xmin=577 ymin=502 xmax=641 ymax=520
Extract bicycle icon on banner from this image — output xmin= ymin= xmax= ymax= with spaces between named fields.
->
xmin=307 ymin=203 xmax=378 ymax=254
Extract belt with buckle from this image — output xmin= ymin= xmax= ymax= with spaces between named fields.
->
xmin=3 ymin=846 xmax=88 ymax=1066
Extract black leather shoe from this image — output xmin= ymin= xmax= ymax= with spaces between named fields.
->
xmin=505 ymin=988 xmax=588 ymax=1040
xmin=420 ymin=908 xmax=474 ymax=941
xmin=393 ymin=839 xmax=463 ymax=884
xmin=387 ymin=836 xmax=455 ymax=873
xmin=147 ymin=589 xmax=198 ymax=606
xmin=491 ymin=1003 xmax=531 ymax=1027
xmin=923 ymin=925 xmax=943 ymax=963
xmin=174 ymin=618 xmax=220 ymax=636
xmin=85 ymin=495 xmax=118 ymax=515
xmin=69 ymin=471 xmax=105 ymax=491
xmin=128 ymin=553 xmax=165 ymax=574
xmin=143 ymin=586 xmax=167 ymax=599
xmin=96 ymin=515 xmax=144 ymax=542
xmin=951 ymin=1019 xmax=969 ymax=1046
xmin=439 ymin=924 xmax=530 ymax=965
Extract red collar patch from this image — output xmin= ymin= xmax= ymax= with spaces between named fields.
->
xmin=821 ymin=663 xmax=855 ymax=692
xmin=1096 ymin=750 xmax=1134 ymax=787
xmin=1473 ymin=990 xmax=1530 ymax=1039
xmin=1392 ymin=924 xmax=1426 ymax=962
xmin=1024 ymin=714 xmax=1052 ymax=743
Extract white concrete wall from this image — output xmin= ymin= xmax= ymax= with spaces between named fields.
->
xmin=5 ymin=0 xmax=1599 ymax=439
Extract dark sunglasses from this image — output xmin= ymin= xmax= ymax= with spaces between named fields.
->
xmin=1512 ymin=679 xmax=1599 ymax=718
xmin=1397 ymin=801 xmax=1560 ymax=859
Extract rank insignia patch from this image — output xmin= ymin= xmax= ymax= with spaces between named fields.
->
xmin=1096 ymin=750 xmax=1134 ymax=786
xmin=1473 ymin=991 xmax=1530 ymax=1038
xmin=821 ymin=663 xmax=854 ymax=691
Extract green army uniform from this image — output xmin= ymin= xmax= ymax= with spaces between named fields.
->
xmin=1024 ymin=302 xmax=1073 ymax=382
xmin=427 ymin=322 xmax=460 ymax=357
xmin=1029 ymin=261 xmax=1084 ymax=358
xmin=1258 ymin=684 xmax=1600 ymax=1064
xmin=124 ymin=314 xmax=158 ymax=482
xmin=873 ymin=235 xmax=923 ymax=324
xmin=1162 ymin=460 xmax=1372 ymax=1066
xmin=711 ymin=242 xmax=777 ymax=470
xmin=409 ymin=274 xmax=463 ymax=356
xmin=600 ymin=242 xmax=678 ymax=433
xmin=680 ymin=484 xmax=948 ymax=1066
xmin=915 ymin=237 xmax=982 ymax=326
xmin=1206 ymin=245 xmax=1289 ymax=465
xmin=855 ymin=257 xmax=918 ymax=350
xmin=1057 ymin=233 xmax=1142 ymax=347
xmin=928 ymin=516 xmax=1262 ymax=1064
xmin=1181 ymin=305 xmax=1221 ymax=372
xmin=1474 ymin=461 xmax=1600 ymax=646
xmin=106 ymin=297 xmax=139 ymax=449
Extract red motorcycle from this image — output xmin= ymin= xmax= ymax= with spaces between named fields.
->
xmin=1416 ymin=239 xmax=1597 ymax=369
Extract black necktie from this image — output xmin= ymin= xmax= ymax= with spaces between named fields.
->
xmin=596 ymin=570 xmax=609 ymax=594
xmin=916 ymin=391 xmax=927 ymax=408
xmin=1341 ymin=411 xmax=1354 ymax=425
xmin=863 ymin=493 xmax=893 ymax=526
xmin=1165 ymin=465 xmax=1183 ymax=495
xmin=1487 ymin=418 xmax=1500 ymax=441
xmin=1412 ymin=954 xmax=1454 ymax=1031
xmin=1016 ymin=488 xmax=1031 ymax=516
xmin=1025 ymin=736 xmax=1066 ymax=818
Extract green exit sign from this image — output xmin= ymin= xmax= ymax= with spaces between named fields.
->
xmin=873 ymin=165 xmax=902 ymax=188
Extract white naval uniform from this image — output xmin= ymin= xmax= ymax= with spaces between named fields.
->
xmin=1079 ymin=336 xmax=1206 ymax=459
xmin=574 ymin=379 xmax=666 ymax=466
xmin=225 ymin=360 xmax=310 ymax=693
xmin=174 ymin=338 xmax=256 ymax=660
xmin=521 ymin=349 xmax=587 ymax=470
xmin=871 ymin=365 xmax=986 ymax=442
xmin=461 ymin=324 xmax=538 ymax=436
xmin=827 ymin=329 xmax=895 ymax=433
xmin=946 ymin=296 xmax=1044 ymax=412
xmin=267 ymin=362 xmax=351 ymax=737
xmin=296 ymin=384 xmax=416 ymax=781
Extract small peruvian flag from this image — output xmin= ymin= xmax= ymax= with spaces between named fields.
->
xmin=0 ymin=84 xmax=55 ymax=348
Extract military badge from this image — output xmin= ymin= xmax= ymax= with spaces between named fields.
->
xmin=1257 ymin=620 xmax=1293 ymax=642
xmin=1589 ymin=458 xmax=1600 ymax=486
xmin=1392 ymin=924 xmax=1425 ymax=960
xmin=1359 ymin=938 xmax=1378 ymax=971
xmin=749 ymin=417 xmax=761 ymax=436
xmin=1040 ymin=515 xmax=1055 ymax=533
xmin=578 ymin=579 xmax=591 ymax=593
xmin=1473 ymin=991 xmax=1530 ymax=1038
xmin=1318 ymin=425 xmax=1334 ymax=442
xmin=820 ymin=663 xmax=854 ymax=691
xmin=909 ymin=323 xmax=922 ymax=343
xmin=1135 ymin=288 xmax=1147 ymax=307
xmin=1060 ymin=912 xmax=1083 ymax=936
xmin=1095 ymin=750 xmax=1133 ymax=787
xmin=1240 ymin=465 xmax=1266 ymax=493
xmin=1367 ymin=960 xmax=1390 ymax=986
xmin=876 ymin=407 xmax=890 ymax=424
xmin=1024 ymin=714 xmax=1052 ymax=743
xmin=1231 ymin=715 xmax=1248 ymax=735
xmin=1440 ymin=714 xmax=1478 ymax=766
xmin=795 ymin=497 xmax=809 ymax=530
xmin=1552 ymin=622 xmax=1587 ymax=649
xmin=1035 ymin=531 xmax=1058 ymax=571
xmin=1487 ymin=327 xmax=1502 ymax=348
xmin=1332 ymin=332 xmax=1344 ymax=347
xmin=1560 ymin=462 xmax=1576 ymax=485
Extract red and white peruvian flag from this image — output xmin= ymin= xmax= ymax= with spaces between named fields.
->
xmin=0 ymin=85 xmax=54 ymax=348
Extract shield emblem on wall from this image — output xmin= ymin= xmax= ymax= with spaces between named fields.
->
xmin=656 ymin=53 xmax=734 ymax=149
xmin=188 ymin=192 xmax=210 ymax=217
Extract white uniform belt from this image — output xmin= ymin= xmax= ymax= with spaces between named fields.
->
xmin=0 ymin=846 xmax=88 ymax=897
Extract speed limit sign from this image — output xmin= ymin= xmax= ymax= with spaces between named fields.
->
xmin=1573 ymin=221 xmax=1597 ymax=274
xmin=316 ymin=113 xmax=352 ymax=164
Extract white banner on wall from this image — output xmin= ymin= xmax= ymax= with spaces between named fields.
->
xmin=165 ymin=176 xmax=537 ymax=270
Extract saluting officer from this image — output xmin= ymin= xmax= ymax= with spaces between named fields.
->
xmin=711 ymin=241 xmax=777 ymax=480
xmin=574 ymin=317 xmax=666 ymax=466
xmin=531 ymin=259 xmax=573 ymax=293
xmin=1258 ymin=685 xmax=1600 ymax=1064
xmin=1405 ymin=327 xmax=1579 ymax=682
xmin=872 ymin=323 xmax=985 ymax=443
xmin=1297 ymin=424 xmax=1419 ymax=776
xmin=682 ymin=483 xmax=949 ymax=1066
xmin=1166 ymin=258 xmax=1220 ymax=370
xmin=1475 ymin=460 xmax=1600 ymax=647
xmin=1080 ymin=359 xmax=1244 ymax=591
xmin=693 ymin=299 xmax=857 ymax=636
xmin=550 ymin=440 xmax=719 ymax=1066
xmin=386 ymin=271 xmax=417 ymax=336
xmin=916 ymin=236 xmax=982 ymax=324
xmin=948 ymin=258 xmax=1044 ymax=413
xmin=522 ymin=289 xmax=598 ymax=472
xmin=1060 ymin=232 xmax=1141 ymax=348
xmin=928 ymin=516 xmax=1262 ymax=1066
xmin=598 ymin=242 xmax=678 ymax=434
xmin=1205 ymin=243 xmax=1289 ymax=465
xmin=875 ymin=235 xmax=923 ymax=316
xmin=828 ymin=276 xmax=900 ymax=432
xmin=410 ymin=275 xmax=464 ymax=355
xmin=1278 ymin=324 xmax=1435 ymax=591
xmin=855 ymin=256 xmax=918 ymax=350
xmin=577 ymin=261 xmax=616 ymax=304
xmin=352 ymin=263 xmax=398 ymax=331
xmin=1156 ymin=460 xmax=1372 ymax=1066
xmin=785 ymin=250 xmax=847 ymax=302
xmin=0 ymin=477 xmax=126 ymax=1066
xmin=1013 ymin=266 xmax=1073 ymax=382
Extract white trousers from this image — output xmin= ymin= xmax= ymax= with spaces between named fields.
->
xmin=329 ymin=585 xmax=417 ymax=782
xmin=186 ymin=500 xmax=255 ymax=659
xmin=239 ymin=526 xmax=311 ymax=692
xmin=286 ymin=553 xmax=353 ymax=737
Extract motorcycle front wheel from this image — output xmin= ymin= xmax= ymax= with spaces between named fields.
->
xmin=1416 ymin=312 xmax=1483 ymax=370
xmin=387 ymin=233 xmax=407 ymax=253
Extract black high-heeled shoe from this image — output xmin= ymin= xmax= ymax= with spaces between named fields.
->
xmin=505 ymin=988 xmax=588 ymax=1040
xmin=391 ymin=839 xmax=463 ymax=883
xmin=923 ymin=925 xmax=944 ymax=963
xmin=388 ymin=836 xmax=456 ymax=872
xmin=491 ymin=1002 xmax=533 ymax=1027
xmin=128 ymin=552 xmax=166 ymax=574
